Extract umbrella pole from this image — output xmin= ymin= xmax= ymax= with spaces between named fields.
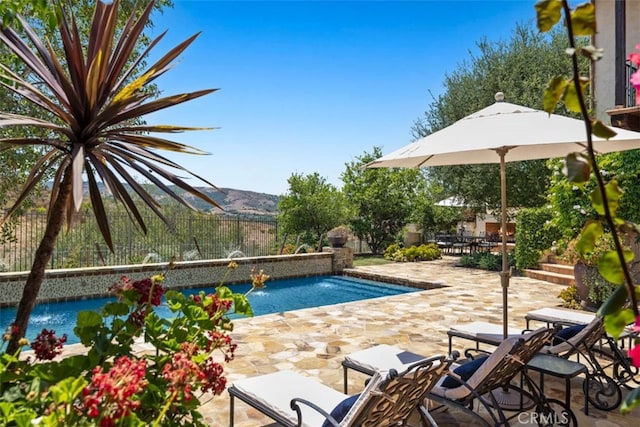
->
xmin=498 ymin=150 xmax=510 ymax=340
xmin=489 ymin=149 xmax=529 ymax=411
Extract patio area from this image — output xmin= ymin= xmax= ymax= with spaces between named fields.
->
xmin=190 ymin=256 xmax=638 ymax=426
xmin=61 ymin=256 xmax=640 ymax=426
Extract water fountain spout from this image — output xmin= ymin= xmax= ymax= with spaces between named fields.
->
xmin=294 ymin=244 xmax=312 ymax=254
xmin=227 ymin=250 xmax=247 ymax=259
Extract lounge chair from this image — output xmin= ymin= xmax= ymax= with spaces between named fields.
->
xmin=228 ymin=354 xmax=450 ymax=427
xmin=538 ymin=315 xmax=633 ymax=413
xmin=343 ymin=327 xmax=574 ymax=426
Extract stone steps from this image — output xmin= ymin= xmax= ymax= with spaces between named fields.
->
xmin=523 ymin=262 xmax=575 ymax=286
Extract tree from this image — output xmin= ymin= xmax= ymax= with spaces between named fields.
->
xmin=409 ymin=185 xmax=464 ymax=237
xmin=0 ymin=0 xmax=173 ymax=242
xmin=277 ymin=172 xmax=348 ymax=248
xmin=342 ymin=147 xmax=423 ymax=254
xmin=0 ymin=0 xmax=220 ymax=354
xmin=412 ymin=23 xmax=589 ymax=213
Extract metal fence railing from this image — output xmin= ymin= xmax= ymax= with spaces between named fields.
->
xmin=0 ymin=211 xmax=279 ymax=272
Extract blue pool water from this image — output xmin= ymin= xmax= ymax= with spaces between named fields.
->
xmin=0 ymin=275 xmax=418 ymax=345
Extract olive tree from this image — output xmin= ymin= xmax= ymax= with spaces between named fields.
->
xmin=277 ymin=172 xmax=349 ymax=248
xmin=342 ymin=147 xmax=423 ymax=254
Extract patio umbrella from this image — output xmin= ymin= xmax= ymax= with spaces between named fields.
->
xmin=366 ymin=92 xmax=640 ymax=340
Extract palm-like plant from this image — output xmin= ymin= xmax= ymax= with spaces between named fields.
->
xmin=0 ymin=0 xmax=221 ymax=353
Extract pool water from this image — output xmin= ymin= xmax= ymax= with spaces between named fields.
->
xmin=0 ymin=275 xmax=418 ymax=345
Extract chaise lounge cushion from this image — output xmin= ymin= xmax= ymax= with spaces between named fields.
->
xmin=322 ymin=394 xmax=360 ymax=427
xmin=441 ymin=356 xmax=489 ymax=388
xmin=552 ymin=324 xmax=586 ymax=346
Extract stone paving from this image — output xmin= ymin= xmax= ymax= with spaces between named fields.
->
xmin=191 ymin=256 xmax=638 ymax=426
xmin=60 ymin=256 xmax=640 ymax=426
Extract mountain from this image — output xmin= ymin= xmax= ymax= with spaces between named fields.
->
xmin=185 ymin=187 xmax=280 ymax=216
xmin=43 ymin=182 xmax=280 ymax=216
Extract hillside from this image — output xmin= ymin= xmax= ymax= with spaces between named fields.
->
xmin=186 ymin=187 xmax=280 ymax=216
xmin=40 ymin=182 xmax=281 ymax=216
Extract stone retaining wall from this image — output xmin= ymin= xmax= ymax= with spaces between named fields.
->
xmin=0 ymin=252 xmax=335 ymax=306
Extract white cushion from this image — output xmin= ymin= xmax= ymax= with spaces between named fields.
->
xmin=231 ymin=369 xmax=387 ymax=427
xmin=343 ymin=344 xmax=426 ymax=373
xmin=232 ymin=370 xmax=346 ymax=426
xmin=527 ymin=307 xmax=595 ymax=325
xmin=450 ymin=321 xmax=522 ymax=344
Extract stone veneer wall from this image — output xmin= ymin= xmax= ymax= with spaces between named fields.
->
xmin=0 ymin=253 xmax=334 ymax=306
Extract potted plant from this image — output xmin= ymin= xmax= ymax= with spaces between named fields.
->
xmin=327 ymin=226 xmax=350 ymax=248
xmin=559 ymin=234 xmax=617 ymax=309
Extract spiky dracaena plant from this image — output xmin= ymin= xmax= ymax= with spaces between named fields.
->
xmin=0 ymin=0 xmax=221 ymax=353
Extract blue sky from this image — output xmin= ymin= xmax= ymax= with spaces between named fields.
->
xmin=147 ymin=0 xmax=540 ymax=195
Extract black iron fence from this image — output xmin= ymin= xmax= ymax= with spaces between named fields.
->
xmin=0 ymin=211 xmax=279 ymax=272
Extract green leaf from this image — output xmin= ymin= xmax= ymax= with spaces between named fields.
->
xmin=597 ymin=283 xmax=628 ymax=317
xmin=14 ymin=412 xmax=35 ymax=427
xmin=103 ymin=301 xmax=130 ymax=316
xmin=564 ymin=152 xmax=590 ymax=183
xmin=592 ymin=119 xmax=617 ymax=139
xmin=597 ymin=249 xmax=634 ymax=285
xmin=603 ymin=308 xmax=635 ymax=340
xmin=49 ymin=376 xmax=87 ymax=403
xmin=563 ymin=80 xmax=582 ymax=113
xmin=535 ymin=0 xmax=562 ymax=32
xmin=185 ymin=305 xmax=209 ymax=321
xmin=575 ymin=220 xmax=602 ymax=256
xmin=233 ymin=294 xmax=253 ymax=317
xmin=76 ymin=310 xmax=102 ymax=328
xmin=589 ymin=180 xmax=623 ymax=218
xmin=31 ymin=355 xmax=89 ymax=382
xmin=570 ymin=2 xmax=596 ymax=36
xmin=543 ymin=76 xmax=567 ymax=113
xmin=216 ymin=286 xmax=233 ymax=299
xmin=621 ymin=384 xmax=640 ymax=414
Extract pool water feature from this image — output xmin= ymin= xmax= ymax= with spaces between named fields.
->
xmin=0 ymin=275 xmax=419 ymax=345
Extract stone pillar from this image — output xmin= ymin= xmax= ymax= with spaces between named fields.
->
xmin=323 ymin=246 xmax=354 ymax=273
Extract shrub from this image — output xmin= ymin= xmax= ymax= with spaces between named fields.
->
xmin=514 ymin=207 xmax=561 ymax=271
xmin=558 ymin=285 xmax=582 ymax=310
xmin=0 ymin=263 xmax=257 ymax=426
xmin=383 ymin=243 xmax=441 ymax=262
xmin=456 ymin=251 xmax=515 ymax=272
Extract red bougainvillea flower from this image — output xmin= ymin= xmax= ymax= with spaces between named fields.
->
xmin=30 ymin=329 xmax=67 ymax=360
xmin=132 ymin=277 xmax=164 ymax=306
xmin=82 ymin=356 xmax=147 ymax=424
xmin=162 ymin=344 xmax=206 ymax=402
xmin=205 ymin=330 xmax=237 ymax=362
xmin=191 ymin=292 xmax=233 ymax=323
xmin=630 ymin=44 xmax=640 ymax=105
xmin=201 ymin=356 xmax=227 ymax=395
xmin=109 ymin=275 xmax=164 ymax=306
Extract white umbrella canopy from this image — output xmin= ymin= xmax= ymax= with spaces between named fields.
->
xmin=367 ymin=92 xmax=640 ymax=339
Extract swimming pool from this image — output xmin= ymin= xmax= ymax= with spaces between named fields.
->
xmin=0 ymin=275 xmax=419 ymax=345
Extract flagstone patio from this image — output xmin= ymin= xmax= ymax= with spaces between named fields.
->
xmin=190 ymin=256 xmax=639 ymax=426
xmin=60 ymin=256 xmax=640 ymax=426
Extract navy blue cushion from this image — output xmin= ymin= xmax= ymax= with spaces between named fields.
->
xmin=552 ymin=324 xmax=586 ymax=346
xmin=441 ymin=355 xmax=489 ymax=388
xmin=322 ymin=393 xmax=360 ymax=427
